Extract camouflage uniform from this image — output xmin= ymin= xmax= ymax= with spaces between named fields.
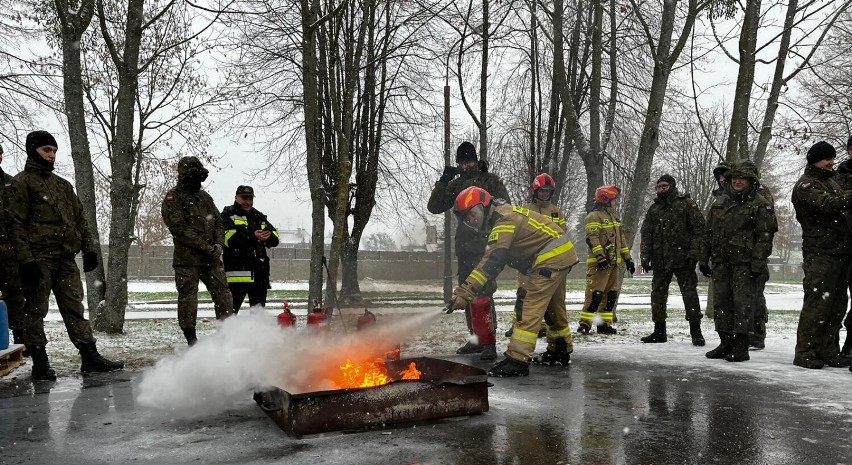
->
xmin=0 ymin=168 xmax=25 ymax=341
xmin=832 ymin=159 xmax=852 ymax=351
xmin=6 ymin=159 xmax=98 ymax=348
xmin=161 ymin=157 xmax=233 ymax=332
xmin=455 ymin=203 xmax=579 ymax=363
xmin=640 ymin=187 xmax=706 ymax=324
xmin=791 ymin=164 xmax=852 ymax=363
xmin=579 ymin=205 xmax=633 ymax=331
xmin=749 ymin=182 xmax=774 ymax=346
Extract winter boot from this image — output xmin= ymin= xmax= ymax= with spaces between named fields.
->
xmin=504 ymin=327 xmax=514 ymax=338
xmin=689 ymin=320 xmax=705 ymax=347
xmin=793 ymin=356 xmax=824 ymax=369
xmin=705 ymin=332 xmax=733 ymax=359
xmin=576 ymin=323 xmax=591 ymax=335
xmin=487 ymin=357 xmax=530 ymax=377
xmin=748 ymin=335 xmax=765 ymax=350
xmin=724 ymin=334 xmax=750 ymax=362
xmin=533 ymin=337 xmax=571 ymax=366
xmin=841 ymin=334 xmax=852 ymax=358
xmin=479 ymin=344 xmax=497 ymax=361
xmin=597 ymin=324 xmax=617 ymax=335
xmin=28 ymin=345 xmax=57 ymax=381
xmin=79 ymin=342 xmax=125 ymax=373
xmin=182 ymin=327 xmax=198 ymax=347
xmin=456 ymin=340 xmax=484 ymax=354
xmin=823 ymin=355 xmax=852 ymax=368
xmin=641 ymin=321 xmax=667 ymax=343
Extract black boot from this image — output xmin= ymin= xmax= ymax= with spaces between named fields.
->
xmin=533 ymin=337 xmax=571 ymax=366
xmin=705 ymin=332 xmax=733 ymax=359
xmin=641 ymin=321 xmax=667 ymax=343
xmin=79 ymin=342 xmax=125 ymax=373
xmin=28 ymin=345 xmax=57 ymax=381
xmin=182 ymin=327 xmax=198 ymax=347
xmin=479 ymin=344 xmax=497 ymax=361
xmin=725 ymin=334 xmax=750 ymax=362
xmin=488 ymin=357 xmax=530 ymax=377
xmin=841 ymin=333 xmax=852 ymax=358
xmin=597 ymin=324 xmax=617 ymax=335
xmin=689 ymin=320 xmax=705 ymax=347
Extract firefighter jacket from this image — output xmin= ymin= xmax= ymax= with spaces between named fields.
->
xmin=220 ymin=204 xmax=279 ymax=284
xmin=428 ymin=169 xmax=511 ymax=258
xmin=161 ymin=179 xmax=224 ymax=268
xmin=524 ymin=199 xmax=567 ymax=228
xmin=585 ymin=205 xmax=632 ymax=266
xmin=639 ymin=188 xmax=705 ymax=269
xmin=6 ymin=158 xmax=97 ymax=263
xmin=703 ymin=184 xmax=777 ymax=271
xmin=792 ymin=164 xmax=852 ymax=256
xmin=460 ymin=203 xmax=579 ymax=295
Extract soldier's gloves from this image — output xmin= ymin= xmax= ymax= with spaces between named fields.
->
xmin=641 ymin=260 xmax=651 ymax=272
xmin=439 ymin=166 xmax=458 ymax=184
xmin=448 ymin=286 xmax=475 ymax=313
xmin=83 ymin=251 xmax=99 ymax=272
xmin=20 ymin=261 xmax=43 ymax=287
xmin=625 ymin=260 xmax=635 ymax=275
xmin=596 ymin=256 xmax=611 ymax=270
xmin=699 ymin=263 xmax=712 ymax=278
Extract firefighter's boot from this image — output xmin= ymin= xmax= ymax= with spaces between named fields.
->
xmin=479 ymin=344 xmax=497 ymax=361
xmin=28 ymin=345 xmax=57 ymax=381
xmin=182 ymin=327 xmax=198 ymax=347
xmin=641 ymin=321 xmax=667 ymax=343
xmin=576 ymin=323 xmax=591 ymax=335
xmin=79 ymin=342 xmax=125 ymax=373
xmin=488 ymin=357 xmax=530 ymax=377
xmin=689 ymin=320 xmax=705 ymax=346
xmin=706 ymin=332 xmax=733 ymax=359
xmin=724 ymin=334 xmax=750 ymax=362
xmin=597 ymin=324 xmax=617 ymax=335
xmin=533 ymin=337 xmax=571 ymax=366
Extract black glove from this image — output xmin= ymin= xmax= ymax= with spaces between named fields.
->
xmin=439 ymin=166 xmax=458 ymax=184
xmin=83 ymin=251 xmax=98 ymax=272
xmin=211 ymin=244 xmax=223 ymax=259
xmin=699 ymin=263 xmax=712 ymax=278
xmin=20 ymin=261 xmax=43 ymax=286
xmin=625 ymin=260 xmax=635 ymax=275
xmin=596 ymin=256 xmax=611 ymax=270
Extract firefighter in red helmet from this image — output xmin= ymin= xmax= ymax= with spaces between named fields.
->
xmin=577 ymin=185 xmax=635 ymax=335
xmin=450 ymin=186 xmax=579 ymax=377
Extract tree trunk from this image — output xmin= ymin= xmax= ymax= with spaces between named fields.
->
xmin=724 ymin=0 xmax=761 ymax=162
xmin=479 ymin=0 xmax=489 ymax=161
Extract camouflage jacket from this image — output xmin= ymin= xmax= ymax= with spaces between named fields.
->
xmin=461 ymin=203 xmax=578 ymax=294
xmin=427 ymin=169 xmax=510 ymax=258
xmin=704 ymin=185 xmax=777 ymax=270
xmin=5 ymin=159 xmax=96 ymax=263
xmin=585 ymin=205 xmax=633 ymax=266
xmin=640 ymin=188 xmax=706 ymax=269
xmin=162 ymin=184 xmax=225 ymax=267
xmin=523 ymin=199 xmax=567 ymax=229
xmin=0 ymin=168 xmax=13 ymax=273
xmin=792 ymin=165 xmax=852 ymax=256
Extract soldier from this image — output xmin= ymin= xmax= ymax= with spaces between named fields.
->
xmin=639 ymin=174 xmax=706 ymax=346
xmin=6 ymin=130 xmax=124 ymax=380
xmin=0 ymin=143 xmax=25 ymax=348
xmin=701 ymin=160 xmax=777 ymax=363
xmin=791 ymin=141 xmax=852 ymax=369
xmin=832 ymin=135 xmax=852 ymax=358
xmin=162 ymin=156 xmax=233 ymax=346
xmin=748 ymin=166 xmax=775 ymax=351
xmin=449 ymin=186 xmax=579 ymax=377
xmin=220 ymin=185 xmax=279 ymax=312
xmin=428 ymin=142 xmax=510 ymax=360
xmin=577 ymin=185 xmax=635 ymax=335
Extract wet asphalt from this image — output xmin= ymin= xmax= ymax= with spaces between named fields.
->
xmin=1 ymin=353 xmax=850 ymax=465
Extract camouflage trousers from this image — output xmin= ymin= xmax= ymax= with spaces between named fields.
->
xmin=506 ymin=267 xmax=571 ymax=363
xmin=457 ymin=254 xmax=497 ymax=335
xmin=795 ymin=253 xmax=852 ymax=360
xmin=21 ymin=257 xmax=95 ymax=348
xmin=711 ymin=263 xmax=757 ymax=335
xmin=650 ymin=264 xmax=702 ymax=323
xmin=750 ymin=268 xmax=769 ymax=342
xmin=579 ymin=262 xmax=619 ymax=326
xmin=174 ymin=265 xmax=234 ymax=329
xmin=0 ymin=261 xmax=25 ymax=332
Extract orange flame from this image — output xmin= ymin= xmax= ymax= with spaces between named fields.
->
xmin=332 ymin=358 xmax=421 ymax=389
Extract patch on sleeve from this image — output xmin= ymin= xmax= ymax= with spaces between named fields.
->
xmin=165 ymin=194 xmax=175 ymax=201
xmin=799 ymin=182 xmax=812 ymax=190
xmin=488 ymin=232 xmax=499 ymax=243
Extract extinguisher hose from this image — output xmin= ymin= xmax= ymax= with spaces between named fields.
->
xmin=321 ymin=256 xmax=348 ymax=332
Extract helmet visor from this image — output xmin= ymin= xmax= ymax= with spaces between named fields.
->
xmin=460 ymin=204 xmax=486 ymax=232
xmin=535 ymin=187 xmax=554 ymax=201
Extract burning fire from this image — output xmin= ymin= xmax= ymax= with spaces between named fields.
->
xmin=332 ymin=358 xmax=421 ymax=389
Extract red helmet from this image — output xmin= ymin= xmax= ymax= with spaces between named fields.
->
xmin=532 ymin=173 xmax=556 ymax=192
xmin=454 ymin=186 xmax=492 ymax=232
xmin=594 ymin=184 xmax=620 ymax=204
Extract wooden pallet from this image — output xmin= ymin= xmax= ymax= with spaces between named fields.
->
xmin=0 ymin=344 xmax=26 ymax=377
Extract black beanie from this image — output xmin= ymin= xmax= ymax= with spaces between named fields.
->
xmin=25 ymin=130 xmax=58 ymax=160
xmin=657 ymin=174 xmax=676 ymax=188
xmin=806 ymin=141 xmax=836 ymax=165
xmin=456 ymin=142 xmax=477 ymax=164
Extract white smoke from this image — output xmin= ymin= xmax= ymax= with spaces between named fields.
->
xmin=136 ymin=308 xmax=440 ymax=417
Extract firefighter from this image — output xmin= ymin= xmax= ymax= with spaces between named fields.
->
xmin=220 ymin=185 xmax=279 ymax=312
xmin=449 ymin=186 xmax=579 ymax=377
xmin=428 ymin=142 xmax=511 ymax=360
xmin=578 ymin=185 xmax=635 ymax=335
xmin=0 ymin=143 xmax=25 ymax=349
xmin=701 ymin=160 xmax=777 ymax=363
xmin=791 ymin=141 xmax=852 ymax=369
xmin=162 ymin=156 xmax=234 ymax=346
xmin=639 ymin=174 xmax=706 ymax=346
xmin=6 ymin=131 xmax=124 ymax=380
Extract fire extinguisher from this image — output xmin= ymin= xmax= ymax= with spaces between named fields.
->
xmin=306 ymin=298 xmax=329 ymax=332
xmin=470 ymin=295 xmax=496 ymax=345
xmin=277 ymin=301 xmax=297 ymax=328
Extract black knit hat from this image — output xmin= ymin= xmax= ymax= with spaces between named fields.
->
xmin=235 ymin=185 xmax=255 ymax=197
xmin=456 ymin=142 xmax=477 ymax=164
xmin=807 ymin=141 xmax=836 ymax=165
xmin=656 ymin=174 xmax=676 ymax=188
xmin=25 ymin=130 xmax=58 ymax=160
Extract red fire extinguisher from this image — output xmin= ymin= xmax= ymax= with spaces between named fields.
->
xmin=277 ymin=301 xmax=297 ymax=328
xmin=470 ymin=295 xmax=496 ymax=345
xmin=306 ymin=298 xmax=329 ymax=333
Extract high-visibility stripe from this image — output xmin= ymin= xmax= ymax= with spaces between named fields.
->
xmin=590 ymin=245 xmax=603 ymax=253
xmin=579 ymin=311 xmax=596 ymax=320
xmin=620 ymin=247 xmax=630 ymax=254
xmin=469 ymin=269 xmax=488 ymax=286
xmin=272 ymin=231 xmax=279 ymax=238
xmin=511 ymin=327 xmax=538 ymax=345
xmin=226 ymin=271 xmax=254 ymax=283
xmin=554 ymin=217 xmax=567 ymax=226
xmin=587 ymin=257 xmax=623 ymax=264
xmin=587 ymin=222 xmax=602 ymax=228
xmin=224 ymin=230 xmax=237 ymax=247
xmin=491 ymin=225 xmax=516 ymax=233
xmin=600 ymin=312 xmax=614 ymax=323
xmin=534 ymin=240 xmax=575 ymax=267
xmin=233 ymin=219 xmax=248 ymax=226
xmin=548 ymin=326 xmax=572 ymax=339
xmin=527 ymin=218 xmax=560 ymax=238
xmin=261 ymin=223 xmax=267 ymax=230
xmin=512 ymin=206 xmax=531 ymax=216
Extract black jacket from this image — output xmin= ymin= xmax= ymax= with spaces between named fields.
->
xmin=220 ymin=204 xmax=279 ymax=284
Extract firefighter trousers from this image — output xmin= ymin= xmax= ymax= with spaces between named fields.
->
xmin=579 ymin=262 xmax=619 ymax=327
xmin=230 ymin=281 xmax=269 ymax=313
xmin=506 ymin=267 xmax=571 ymax=363
xmin=174 ymin=265 xmax=234 ymax=329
